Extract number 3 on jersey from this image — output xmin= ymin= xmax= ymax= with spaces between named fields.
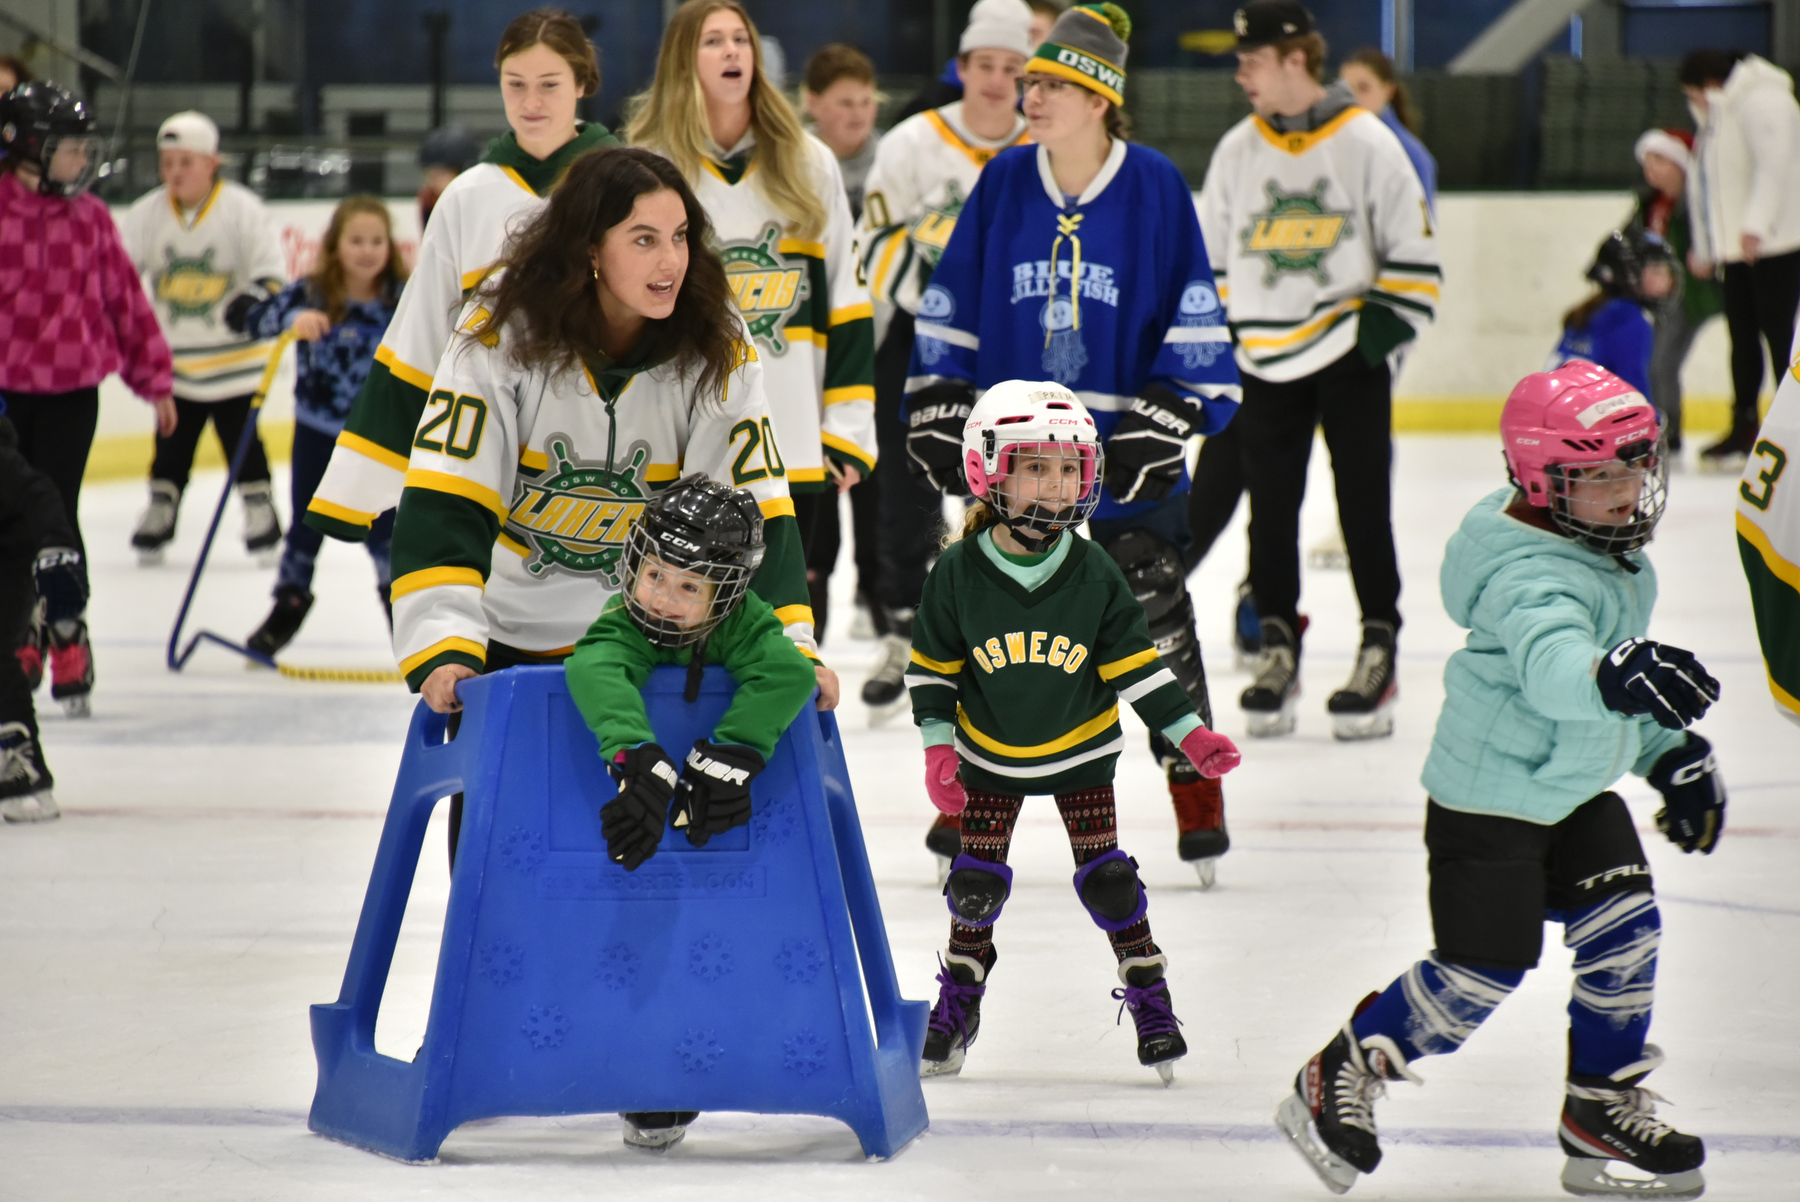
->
xmin=729 ymin=417 xmax=787 ymax=485
xmin=415 ymin=388 xmax=488 ymax=460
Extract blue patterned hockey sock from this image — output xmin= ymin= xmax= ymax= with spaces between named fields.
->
xmin=1351 ymin=955 xmax=1525 ymax=1063
xmin=1561 ymin=892 xmax=1660 ymax=1078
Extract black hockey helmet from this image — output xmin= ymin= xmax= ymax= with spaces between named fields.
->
xmin=621 ymin=473 xmax=766 ymax=649
xmin=0 ymin=81 xmax=99 ymax=196
xmin=418 ymin=123 xmax=481 ymax=172
xmin=1587 ymin=228 xmax=1674 ymax=308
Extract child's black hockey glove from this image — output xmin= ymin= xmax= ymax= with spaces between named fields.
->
xmin=1648 ymin=733 xmax=1726 ymax=854
xmin=904 ymin=381 xmax=975 ymax=496
xmin=1103 ymin=384 xmax=1203 ymax=504
xmin=671 ymin=739 xmax=765 ymax=848
xmin=601 ymin=743 xmax=679 ymax=871
xmin=1596 ymin=638 xmax=1719 ymax=730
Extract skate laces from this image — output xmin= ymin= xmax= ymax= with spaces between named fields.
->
xmin=1112 ymin=978 xmax=1181 ymax=1039
xmin=1567 ymin=1083 xmax=1677 ymax=1146
xmin=928 ymin=959 xmax=985 ymax=1048
xmin=1333 ymin=1053 xmax=1389 ymax=1137
xmin=1344 ymin=643 xmax=1391 ymax=695
xmin=870 ymin=636 xmax=909 ymax=686
xmin=1253 ymin=643 xmax=1296 ymax=694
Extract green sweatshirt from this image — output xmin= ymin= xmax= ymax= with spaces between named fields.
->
xmin=566 ymin=590 xmax=817 ymax=761
xmin=908 ymin=528 xmax=1200 ymax=794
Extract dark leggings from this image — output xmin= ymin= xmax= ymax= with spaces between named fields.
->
xmin=873 ymin=312 xmax=947 ymax=618
xmin=1 ymin=388 xmax=99 ymax=566
xmin=949 ymin=785 xmax=1159 ymax=966
xmin=151 ymin=394 xmax=272 ymax=491
xmin=1720 ymin=249 xmax=1800 ymax=429
xmin=1183 ymin=419 xmax=1248 ymax=573
xmin=279 ymin=423 xmax=392 ymax=595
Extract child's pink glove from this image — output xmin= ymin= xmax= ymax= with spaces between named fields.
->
xmin=923 ymin=744 xmax=966 ymax=815
xmin=1180 ymin=724 xmax=1241 ymax=778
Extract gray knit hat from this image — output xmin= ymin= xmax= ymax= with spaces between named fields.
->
xmin=1026 ymin=3 xmax=1131 ymax=105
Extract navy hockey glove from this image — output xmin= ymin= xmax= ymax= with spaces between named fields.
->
xmin=1596 ymin=638 xmax=1720 ymax=730
xmin=32 ymin=547 xmax=86 ymax=627
xmin=905 ymin=380 xmax=975 ymax=496
xmin=1648 ymin=733 xmax=1725 ymax=854
xmin=223 ymin=293 xmax=259 ymax=335
xmin=671 ymin=739 xmax=764 ymax=848
xmin=601 ymin=743 xmax=679 ymax=871
xmin=1104 ymin=384 xmax=1203 ymax=504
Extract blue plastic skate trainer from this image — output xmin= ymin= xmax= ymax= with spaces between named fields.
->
xmin=308 ymin=665 xmax=930 ymax=1162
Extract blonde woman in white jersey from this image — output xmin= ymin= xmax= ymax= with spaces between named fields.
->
xmin=626 ymin=0 xmax=876 ymax=642
xmin=305 ymin=7 xmax=619 ymax=545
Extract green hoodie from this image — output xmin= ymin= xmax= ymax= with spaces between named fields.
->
xmin=483 ymin=122 xmax=619 ymax=195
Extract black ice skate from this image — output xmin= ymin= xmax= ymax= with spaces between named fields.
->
xmin=925 ymin=811 xmax=961 ymax=888
xmin=247 ymin=585 xmax=315 ymax=660
xmin=1112 ymin=956 xmax=1186 ymax=1085
xmin=132 ymin=480 xmax=180 ymax=565
xmin=48 ymin=619 xmax=93 ymax=718
xmin=1168 ymin=767 xmax=1228 ymax=890
xmin=1696 ymin=422 xmax=1756 ymax=475
xmin=240 ymin=480 xmax=283 ymax=564
xmin=1276 ymin=1019 xmax=1420 ymax=1195
xmin=1328 ymin=621 xmax=1397 ymax=741
xmin=0 ymin=721 xmax=57 ymax=823
xmin=1558 ymin=1046 xmax=1705 ymax=1200
xmin=1241 ymin=616 xmax=1300 ymax=738
xmin=621 ymin=1110 xmax=699 ymax=1151
xmin=1232 ymin=582 xmax=1261 ymax=670
xmin=860 ymin=608 xmax=913 ymax=721
xmin=920 ymin=952 xmax=988 ymax=1078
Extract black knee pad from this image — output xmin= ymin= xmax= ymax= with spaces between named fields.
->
xmin=1073 ymin=849 xmax=1147 ymax=932
xmin=945 ymin=855 xmax=1013 ymax=928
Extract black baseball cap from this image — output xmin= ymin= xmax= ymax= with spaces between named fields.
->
xmin=1233 ymin=1 xmax=1315 ymax=50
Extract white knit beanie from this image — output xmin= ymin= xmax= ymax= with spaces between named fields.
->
xmin=960 ymin=0 xmax=1035 ymax=59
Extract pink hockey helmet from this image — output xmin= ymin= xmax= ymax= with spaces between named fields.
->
xmin=1500 ymin=361 xmax=1666 ymax=554
xmin=961 ymin=380 xmax=1103 ymax=550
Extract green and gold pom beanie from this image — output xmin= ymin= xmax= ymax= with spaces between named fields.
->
xmin=1026 ymin=3 xmax=1131 ymax=106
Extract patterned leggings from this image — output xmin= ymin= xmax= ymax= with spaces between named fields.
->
xmin=950 ymin=785 xmax=1160 ymax=966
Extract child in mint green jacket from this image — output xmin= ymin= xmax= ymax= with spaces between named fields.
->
xmin=1274 ymin=362 xmax=1726 ymax=1201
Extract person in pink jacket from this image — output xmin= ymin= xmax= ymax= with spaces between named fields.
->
xmin=0 ymin=81 xmax=174 ymax=716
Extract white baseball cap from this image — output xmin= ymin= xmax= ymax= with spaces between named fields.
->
xmin=157 ymin=111 xmax=219 ymax=155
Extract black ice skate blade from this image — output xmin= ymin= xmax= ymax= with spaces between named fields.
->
xmin=1560 ymin=1157 xmax=1704 ymax=1199
xmin=1275 ymin=1093 xmax=1358 ymax=1195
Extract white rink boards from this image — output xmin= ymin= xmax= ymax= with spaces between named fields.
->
xmin=2 ymin=434 xmax=1795 ymax=1200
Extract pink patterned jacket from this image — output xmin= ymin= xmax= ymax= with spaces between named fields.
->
xmin=0 ymin=171 xmax=172 ymax=399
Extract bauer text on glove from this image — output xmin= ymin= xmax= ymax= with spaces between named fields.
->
xmin=671 ymin=739 xmax=765 ymax=848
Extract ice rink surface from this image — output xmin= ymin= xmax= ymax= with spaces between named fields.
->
xmin=2 ymin=434 xmax=1795 ymax=1201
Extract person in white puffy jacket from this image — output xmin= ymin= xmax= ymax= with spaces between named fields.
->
xmin=1679 ymin=49 xmax=1800 ymax=467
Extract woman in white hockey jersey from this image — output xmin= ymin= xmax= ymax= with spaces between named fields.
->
xmin=305 ymin=7 xmax=619 ymax=545
xmin=1197 ymin=1 xmax=1439 ymax=742
xmin=626 ymin=0 xmax=877 ymax=638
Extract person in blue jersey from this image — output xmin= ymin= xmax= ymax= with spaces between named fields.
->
xmin=903 ymin=2 xmax=1243 ymax=887
xmin=1548 ymin=229 xmax=1675 ymax=402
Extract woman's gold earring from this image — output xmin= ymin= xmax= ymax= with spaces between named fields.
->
xmin=591 ymin=266 xmax=599 ymax=280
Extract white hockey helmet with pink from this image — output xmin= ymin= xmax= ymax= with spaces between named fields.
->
xmin=961 ymin=380 xmax=1104 ymax=550
xmin=1500 ymin=360 xmax=1666 ymax=554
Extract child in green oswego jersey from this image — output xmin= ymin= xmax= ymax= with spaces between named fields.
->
xmin=904 ymin=380 xmax=1242 ymax=1085
xmin=565 ymin=474 xmax=817 ymax=873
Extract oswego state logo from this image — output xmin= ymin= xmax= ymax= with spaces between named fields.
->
xmin=909 ymin=181 xmax=966 ymax=271
xmin=1243 ymin=180 xmax=1351 ymax=285
xmin=156 ymin=248 xmax=233 ymax=320
xmin=721 ymin=222 xmax=808 ymax=355
xmin=507 ymin=435 xmax=653 ymax=586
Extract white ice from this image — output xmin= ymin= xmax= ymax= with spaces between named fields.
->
xmin=3 ymin=435 xmax=1796 ymax=1201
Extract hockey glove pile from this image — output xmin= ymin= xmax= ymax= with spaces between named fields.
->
xmin=904 ymin=380 xmax=975 ymax=496
xmin=1648 ymin=733 xmax=1726 ymax=854
xmin=671 ymin=739 xmax=765 ymax=848
xmin=602 ymin=743 xmax=680 ymax=871
xmin=1103 ymin=384 xmax=1204 ymax=504
xmin=1596 ymin=638 xmax=1720 ymax=729
xmin=32 ymin=546 xmax=86 ymax=627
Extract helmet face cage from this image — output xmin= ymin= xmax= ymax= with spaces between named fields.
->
xmin=983 ymin=436 xmax=1105 ymax=548
xmin=621 ymin=521 xmax=756 ymax=648
xmin=34 ymin=132 xmax=102 ymax=196
xmin=1 ymin=83 xmax=100 ymax=197
xmin=1543 ymin=434 xmax=1668 ymax=555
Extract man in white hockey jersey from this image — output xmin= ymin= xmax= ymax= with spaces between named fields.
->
xmin=1199 ymin=0 xmax=1439 ymax=741
xmin=119 ymin=110 xmax=287 ymax=562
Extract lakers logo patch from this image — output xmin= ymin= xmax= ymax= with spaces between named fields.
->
xmin=507 ymin=436 xmax=654 ymax=586
xmin=156 ymin=248 xmax=233 ymax=320
xmin=721 ymin=223 xmax=808 ymax=355
xmin=1243 ymin=180 xmax=1350 ymax=285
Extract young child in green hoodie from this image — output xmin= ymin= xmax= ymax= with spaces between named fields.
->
xmin=1276 ymin=361 xmax=1726 ymax=1201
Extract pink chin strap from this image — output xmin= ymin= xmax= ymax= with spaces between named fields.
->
xmin=964 ymin=441 xmax=1096 ymax=501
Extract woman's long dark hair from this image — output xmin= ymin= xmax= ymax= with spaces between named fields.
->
xmin=469 ymin=146 xmax=740 ymax=403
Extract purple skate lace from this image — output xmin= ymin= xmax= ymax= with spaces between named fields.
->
xmin=928 ymin=959 xmax=985 ymax=1048
xmin=1112 ymin=978 xmax=1181 ymax=1040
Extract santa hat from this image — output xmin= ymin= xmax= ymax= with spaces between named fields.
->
xmin=1633 ymin=127 xmax=1692 ymax=172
